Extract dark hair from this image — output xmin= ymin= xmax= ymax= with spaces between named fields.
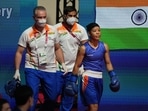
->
xmin=33 ymin=6 xmax=46 ymax=16
xmin=86 ymin=22 xmax=100 ymax=32
xmin=0 ymin=98 xmax=9 ymax=111
xmin=64 ymin=6 xmax=77 ymax=15
xmin=14 ymin=85 xmax=33 ymax=106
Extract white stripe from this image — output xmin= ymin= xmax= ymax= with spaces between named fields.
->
xmin=83 ymin=70 xmax=102 ymax=78
xmin=96 ymin=6 xmax=148 ymax=28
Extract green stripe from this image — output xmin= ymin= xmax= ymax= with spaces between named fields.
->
xmin=101 ymin=28 xmax=148 ymax=50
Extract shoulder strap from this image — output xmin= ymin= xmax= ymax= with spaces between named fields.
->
xmin=62 ymin=22 xmax=80 ymax=44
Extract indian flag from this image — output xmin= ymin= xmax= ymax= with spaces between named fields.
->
xmin=96 ymin=0 xmax=148 ymax=50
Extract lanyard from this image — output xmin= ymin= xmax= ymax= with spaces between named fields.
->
xmin=45 ymin=31 xmax=48 ymax=46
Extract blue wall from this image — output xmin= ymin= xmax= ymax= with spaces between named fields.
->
xmin=0 ymin=0 xmax=37 ymax=107
xmin=79 ymin=0 xmax=96 ymax=27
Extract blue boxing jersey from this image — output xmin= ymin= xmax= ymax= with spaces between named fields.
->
xmin=83 ymin=41 xmax=106 ymax=72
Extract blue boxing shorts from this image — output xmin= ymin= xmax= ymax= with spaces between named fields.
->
xmin=81 ymin=70 xmax=103 ymax=105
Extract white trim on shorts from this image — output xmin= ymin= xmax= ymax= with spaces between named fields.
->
xmin=82 ymin=70 xmax=103 ymax=78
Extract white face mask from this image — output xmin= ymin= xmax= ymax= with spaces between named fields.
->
xmin=66 ymin=17 xmax=76 ymax=25
xmin=37 ymin=18 xmax=46 ymax=27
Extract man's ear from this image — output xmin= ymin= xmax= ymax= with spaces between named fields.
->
xmin=62 ymin=15 xmax=66 ymax=21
